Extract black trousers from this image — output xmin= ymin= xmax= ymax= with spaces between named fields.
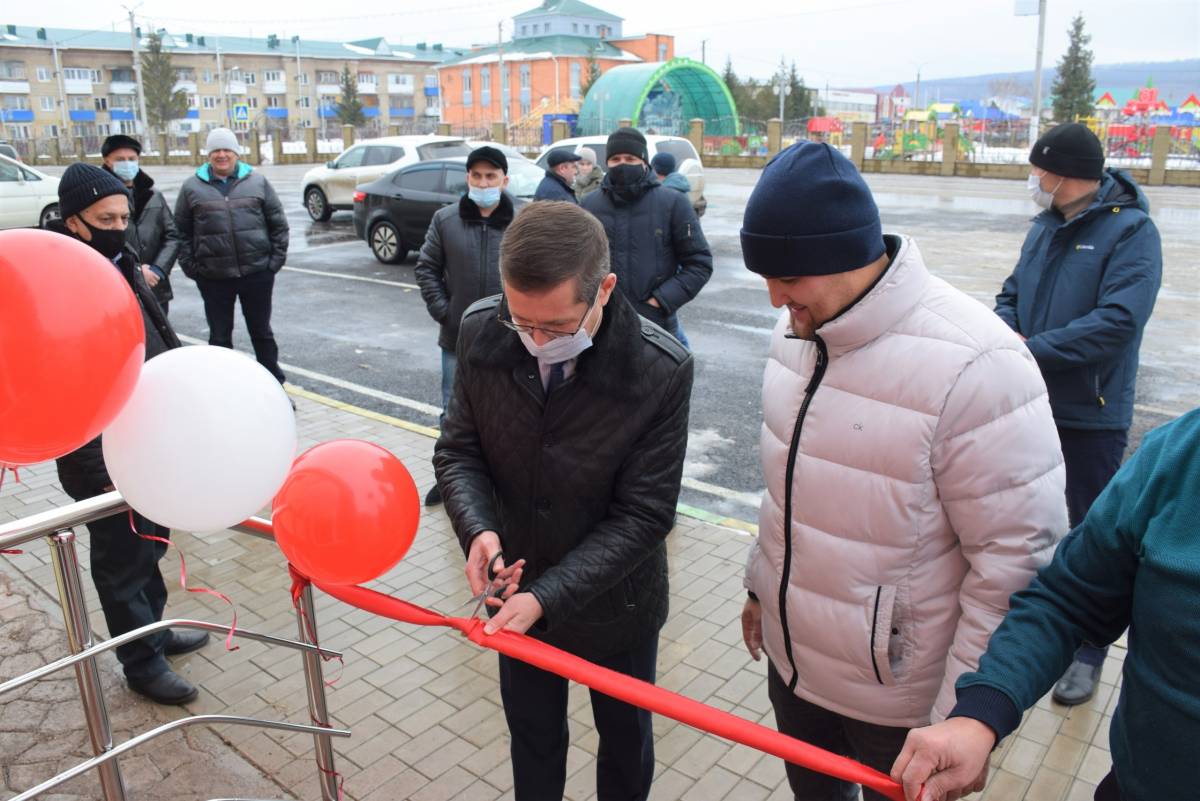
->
xmin=195 ymin=270 xmax=286 ymax=384
xmin=1059 ymin=426 xmax=1128 ymax=666
xmin=87 ymin=512 xmax=170 ymax=681
xmin=498 ymin=633 xmax=657 ymax=801
xmin=767 ymin=662 xmax=910 ymax=801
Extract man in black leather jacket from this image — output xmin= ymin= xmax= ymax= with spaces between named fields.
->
xmin=434 ymin=202 xmax=693 ymax=801
xmin=51 ymin=163 xmax=208 ymax=706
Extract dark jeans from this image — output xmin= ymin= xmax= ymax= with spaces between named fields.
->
xmin=498 ymin=634 xmax=657 ymax=801
xmin=87 ymin=512 xmax=170 ymax=681
xmin=767 ymin=662 xmax=910 ymax=801
xmin=195 ymin=270 xmax=286 ymax=384
xmin=1059 ymin=426 xmax=1128 ymax=666
xmin=439 ymin=347 xmax=457 ymax=427
xmin=669 ymin=316 xmax=690 ymax=349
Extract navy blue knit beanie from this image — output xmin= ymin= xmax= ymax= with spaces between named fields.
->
xmin=651 ymin=152 xmax=676 ymax=175
xmin=58 ymin=162 xmax=130 ymax=220
xmin=741 ymin=142 xmax=884 ymax=277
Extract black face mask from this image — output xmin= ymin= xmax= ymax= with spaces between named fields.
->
xmin=608 ymin=163 xmax=647 ymax=187
xmin=78 ymin=217 xmax=126 ymax=260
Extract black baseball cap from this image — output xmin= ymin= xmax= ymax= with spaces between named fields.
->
xmin=547 ymin=149 xmax=582 ymax=168
xmin=466 ymin=145 xmax=508 ymax=174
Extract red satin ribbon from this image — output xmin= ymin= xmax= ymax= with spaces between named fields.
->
xmin=297 ymin=573 xmax=906 ymax=801
xmin=288 ymin=565 xmax=345 ymax=687
xmin=129 ymin=511 xmax=240 ymax=651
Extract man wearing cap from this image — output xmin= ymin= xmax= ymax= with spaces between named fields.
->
xmin=101 ymin=134 xmax=181 ymax=315
xmin=174 ymin=127 xmax=290 ymax=385
xmin=581 ymin=126 xmax=711 ymax=346
xmin=738 ymin=142 xmax=1067 ymax=800
xmin=534 ymin=148 xmax=580 ymax=202
xmin=995 ymin=122 xmax=1162 ymax=707
xmin=49 ymin=163 xmax=209 ymax=706
xmin=416 ymin=146 xmax=525 ymax=506
xmin=573 ymin=146 xmax=602 ymax=200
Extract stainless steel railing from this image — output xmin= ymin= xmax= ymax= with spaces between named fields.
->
xmin=0 ymin=491 xmax=350 ymax=801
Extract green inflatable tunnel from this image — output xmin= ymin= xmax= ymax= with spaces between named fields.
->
xmin=578 ymin=57 xmax=740 ymax=137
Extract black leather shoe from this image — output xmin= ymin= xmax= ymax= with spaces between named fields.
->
xmin=165 ymin=629 xmax=210 ymax=656
xmin=128 ymin=670 xmax=199 ymax=705
xmin=424 ymin=485 xmax=442 ymax=506
xmin=1052 ymin=659 xmax=1102 ymax=706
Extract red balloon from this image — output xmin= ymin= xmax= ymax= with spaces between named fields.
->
xmin=0 ymin=229 xmax=145 ymax=466
xmin=272 ymin=440 xmax=420 ymax=585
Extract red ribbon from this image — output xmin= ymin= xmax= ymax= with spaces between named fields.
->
xmin=295 ymin=573 xmax=906 ymax=801
xmin=128 ymin=511 xmax=240 ymax=651
xmin=288 ymin=565 xmax=344 ymax=687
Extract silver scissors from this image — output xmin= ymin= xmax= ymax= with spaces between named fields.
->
xmin=466 ymin=551 xmax=507 ymax=619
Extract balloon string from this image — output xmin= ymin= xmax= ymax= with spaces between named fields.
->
xmin=288 ymin=565 xmax=345 ymax=687
xmin=128 ymin=511 xmax=239 ymax=651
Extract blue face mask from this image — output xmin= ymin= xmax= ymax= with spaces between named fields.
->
xmin=112 ymin=160 xmax=140 ymax=182
xmin=468 ymin=185 xmax=501 ymax=208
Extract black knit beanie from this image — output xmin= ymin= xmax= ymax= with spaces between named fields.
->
xmin=741 ymin=142 xmax=884 ymax=277
xmin=58 ymin=162 xmax=131 ymax=220
xmin=1029 ymin=123 xmax=1105 ymax=180
xmin=606 ymin=127 xmax=649 ymax=163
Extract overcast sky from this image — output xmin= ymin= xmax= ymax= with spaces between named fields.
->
xmin=9 ymin=0 xmax=1198 ymax=86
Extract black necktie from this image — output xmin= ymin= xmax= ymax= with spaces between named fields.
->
xmin=547 ymin=361 xmax=566 ymax=394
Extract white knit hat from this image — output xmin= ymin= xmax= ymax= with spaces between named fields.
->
xmin=206 ymin=127 xmax=241 ymax=155
xmin=575 ymin=145 xmax=598 ymax=164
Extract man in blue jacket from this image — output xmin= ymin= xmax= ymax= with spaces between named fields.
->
xmin=994 ymin=122 xmax=1162 ymax=706
xmin=890 ymin=408 xmax=1200 ymax=801
xmin=534 ymin=149 xmax=580 ymax=203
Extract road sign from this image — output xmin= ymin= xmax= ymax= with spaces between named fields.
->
xmin=233 ymin=104 xmax=250 ymax=122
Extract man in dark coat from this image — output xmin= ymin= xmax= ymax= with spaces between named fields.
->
xmin=50 ymin=163 xmax=208 ymax=705
xmin=434 ymin=202 xmax=693 ymax=801
xmin=994 ymin=122 xmax=1162 ymax=706
xmin=174 ymin=127 xmax=289 ymax=384
xmin=415 ymin=146 xmax=524 ymax=506
xmin=581 ymin=127 xmax=712 ymax=348
xmin=101 ymin=134 xmax=181 ymax=315
xmin=534 ymin=148 xmax=580 ymax=203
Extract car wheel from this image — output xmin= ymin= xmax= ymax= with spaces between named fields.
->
xmin=39 ymin=203 xmax=60 ymax=228
xmin=370 ymin=221 xmax=406 ymax=264
xmin=305 ymin=187 xmax=333 ymax=222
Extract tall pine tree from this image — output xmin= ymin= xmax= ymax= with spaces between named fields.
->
xmin=336 ymin=64 xmax=365 ymax=126
xmin=580 ymin=53 xmax=601 ymax=98
xmin=786 ymin=61 xmax=812 ymax=119
xmin=1051 ymin=14 xmax=1096 ymax=122
xmin=141 ymin=32 xmax=188 ymax=134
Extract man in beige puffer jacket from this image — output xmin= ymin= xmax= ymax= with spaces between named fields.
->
xmin=739 ymin=142 xmax=1068 ymax=801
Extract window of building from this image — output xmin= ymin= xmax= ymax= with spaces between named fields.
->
xmin=240 ymin=71 xmax=256 ymax=85
xmin=97 ymin=123 xmax=110 ymax=136
xmin=519 ymin=63 xmax=531 ymax=89
xmin=585 ymin=24 xmax=591 ymax=34
xmin=388 ymin=73 xmax=414 ymax=94
xmin=297 ymin=72 xmax=309 ymax=85
xmin=424 ymin=73 xmax=438 ymax=89
xmin=317 ymin=71 xmax=339 ymax=84
xmin=40 ymin=95 xmax=55 ymax=112
xmin=202 ymin=69 xmax=213 ymax=83
xmin=573 ymin=23 xmax=578 ymax=33
xmin=109 ymin=94 xmax=133 ymax=110
xmin=462 ymin=69 xmax=472 ymax=106
xmin=297 ymin=96 xmax=311 ymax=108
xmin=175 ymin=68 xmax=195 ymax=81
xmin=2 ymin=95 xmax=30 ymax=110
xmin=93 ymin=97 xmax=108 ymax=111
xmin=0 ymin=61 xmax=27 ymax=80
xmin=36 ymin=67 xmax=52 ymax=82
xmin=266 ymin=95 xmax=283 ymax=108
xmin=520 ymin=26 xmax=527 ymax=36
xmin=569 ymin=62 xmax=581 ymax=99
xmin=62 ymin=68 xmax=94 ymax=82
xmin=543 ymin=23 xmax=550 ymax=33
xmin=658 ymin=43 xmax=668 ymax=60
xmin=110 ymin=68 xmax=134 ymax=83
xmin=202 ymin=96 xmax=218 ymax=109
xmin=247 ymin=96 xmax=259 ymax=109
xmin=480 ymin=68 xmax=490 ymax=106
xmin=187 ymin=93 xmax=199 ymax=108
xmin=358 ymin=72 xmax=376 ymax=86
xmin=68 ymin=95 xmax=91 ymax=110
xmin=263 ymin=70 xmax=283 ymax=83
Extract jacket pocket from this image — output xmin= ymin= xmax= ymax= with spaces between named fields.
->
xmin=869 ymin=585 xmax=908 ymax=687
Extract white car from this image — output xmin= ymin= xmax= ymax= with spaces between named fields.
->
xmin=302 ymin=135 xmax=472 ymax=221
xmin=0 ymin=153 xmax=60 ymax=230
xmin=535 ymin=134 xmax=707 ymax=214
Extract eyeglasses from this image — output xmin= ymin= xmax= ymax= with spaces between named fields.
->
xmin=498 ymin=290 xmax=599 ymax=340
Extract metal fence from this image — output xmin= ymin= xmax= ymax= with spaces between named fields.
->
xmin=0 ymin=493 xmax=350 ymax=801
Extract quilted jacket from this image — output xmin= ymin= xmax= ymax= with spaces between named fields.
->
xmin=745 ymin=235 xmax=1068 ymax=728
xmin=434 ymin=291 xmax=693 ymax=661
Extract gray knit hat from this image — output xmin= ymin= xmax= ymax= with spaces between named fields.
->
xmin=205 ymin=127 xmax=241 ymax=155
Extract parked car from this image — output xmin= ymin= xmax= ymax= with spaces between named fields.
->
xmin=465 ymin=141 xmax=533 ymax=163
xmin=535 ymin=134 xmax=707 ymax=215
xmin=0 ymin=153 xmax=60 ymax=230
xmin=301 ymin=135 xmax=472 ymax=222
xmin=0 ymin=141 xmax=19 ymax=161
xmin=353 ymin=156 xmax=543 ymax=264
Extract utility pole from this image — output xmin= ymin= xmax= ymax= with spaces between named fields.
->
xmin=1030 ymin=0 xmax=1047 ymax=144
xmin=293 ymin=36 xmax=308 ymax=129
xmin=124 ymin=5 xmax=150 ymax=136
xmin=51 ymin=41 xmax=69 ymax=136
xmin=701 ymin=39 xmax=707 ymax=65
xmin=914 ymin=68 xmax=921 ymax=114
xmin=497 ymin=20 xmax=507 ymax=126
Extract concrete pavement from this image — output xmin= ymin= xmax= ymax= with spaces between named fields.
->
xmin=1 ymin=385 xmax=1125 ymax=801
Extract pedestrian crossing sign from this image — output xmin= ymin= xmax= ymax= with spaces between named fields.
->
xmin=233 ymin=104 xmax=250 ymax=122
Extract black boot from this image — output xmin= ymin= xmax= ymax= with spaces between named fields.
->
xmin=424 ymin=484 xmax=442 ymax=506
xmin=165 ymin=629 xmax=211 ymax=656
xmin=1052 ymin=659 xmax=1102 ymax=705
xmin=128 ymin=669 xmax=199 ymax=705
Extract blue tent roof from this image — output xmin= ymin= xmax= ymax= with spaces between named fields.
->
xmin=957 ymin=100 xmax=1018 ymax=122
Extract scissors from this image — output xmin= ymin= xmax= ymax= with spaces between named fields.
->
xmin=467 ymin=551 xmax=508 ymax=619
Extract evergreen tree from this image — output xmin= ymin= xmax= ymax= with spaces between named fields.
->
xmin=336 ymin=64 xmax=365 ymax=126
xmin=1051 ymin=14 xmax=1096 ymax=122
xmin=141 ymin=32 xmax=188 ymax=134
xmin=580 ymin=53 xmax=601 ymax=98
xmin=786 ymin=61 xmax=813 ymax=119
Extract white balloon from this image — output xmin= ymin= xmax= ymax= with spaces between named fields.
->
xmin=102 ymin=346 xmax=297 ymax=532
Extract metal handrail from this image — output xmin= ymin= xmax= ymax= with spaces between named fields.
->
xmin=0 ymin=618 xmax=341 ymax=697
xmin=0 ymin=493 xmax=344 ymax=800
xmin=7 ymin=715 xmax=351 ymax=801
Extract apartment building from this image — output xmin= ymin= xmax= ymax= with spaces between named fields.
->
xmin=0 ymin=25 xmax=456 ymax=143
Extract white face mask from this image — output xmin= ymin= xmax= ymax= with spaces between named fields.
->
xmin=515 ymin=295 xmax=599 ymax=365
xmin=1027 ymin=172 xmax=1063 ymax=210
